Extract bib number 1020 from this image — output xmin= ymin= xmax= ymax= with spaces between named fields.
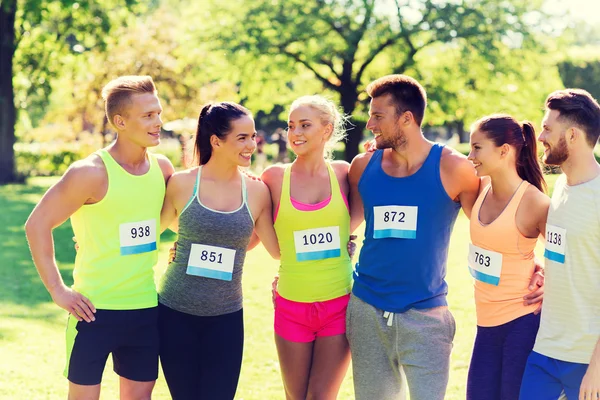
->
xmin=302 ymin=232 xmax=334 ymax=246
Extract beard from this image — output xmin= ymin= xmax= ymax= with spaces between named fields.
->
xmin=543 ymin=135 xmax=569 ymax=166
xmin=375 ymin=126 xmax=408 ymax=150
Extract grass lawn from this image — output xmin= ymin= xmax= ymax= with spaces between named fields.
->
xmin=0 ymin=174 xmax=559 ymax=399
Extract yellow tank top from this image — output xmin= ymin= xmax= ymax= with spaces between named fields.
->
xmin=469 ymin=181 xmax=538 ymax=326
xmin=274 ymin=163 xmax=352 ymax=302
xmin=70 ymin=149 xmax=165 ymax=309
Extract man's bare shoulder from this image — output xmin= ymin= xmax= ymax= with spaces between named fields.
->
xmin=440 ymin=146 xmax=471 ymax=171
xmin=64 ymin=154 xmax=107 ymax=184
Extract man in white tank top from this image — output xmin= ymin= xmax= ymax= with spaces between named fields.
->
xmin=520 ymin=89 xmax=600 ymax=399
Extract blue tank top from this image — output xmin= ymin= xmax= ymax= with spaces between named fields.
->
xmin=353 ymin=144 xmax=460 ymax=313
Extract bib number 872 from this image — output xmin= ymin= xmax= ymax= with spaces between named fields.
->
xmin=383 ymin=211 xmax=405 ymax=223
xmin=131 ymin=226 xmax=151 ymax=239
xmin=474 ymin=252 xmax=491 ymax=267
xmin=302 ymin=232 xmax=333 ymax=246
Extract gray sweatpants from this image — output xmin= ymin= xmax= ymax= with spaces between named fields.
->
xmin=346 ymin=295 xmax=456 ymax=400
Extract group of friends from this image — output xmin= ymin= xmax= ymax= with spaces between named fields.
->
xmin=25 ymin=73 xmax=600 ymax=400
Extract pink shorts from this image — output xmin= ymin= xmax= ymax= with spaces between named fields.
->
xmin=274 ymin=293 xmax=350 ymax=343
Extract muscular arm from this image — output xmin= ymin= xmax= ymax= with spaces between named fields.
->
xmin=348 ymin=153 xmax=371 ymax=233
xmin=156 ymin=155 xmax=176 ymax=232
xmin=25 ymin=160 xmax=103 ymax=322
xmin=440 ymin=149 xmax=480 ymax=218
xmin=580 ymin=339 xmax=600 ymax=398
xmin=252 ymin=182 xmax=281 ymax=260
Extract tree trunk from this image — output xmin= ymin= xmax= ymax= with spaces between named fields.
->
xmin=0 ymin=0 xmax=17 ymax=184
xmin=339 ymin=84 xmax=361 ymax=162
xmin=456 ymin=120 xmax=468 ymax=143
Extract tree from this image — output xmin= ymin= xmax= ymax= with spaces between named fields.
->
xmin=205 ymin=0 xmax=544 ymax=161
xmin=0 ymin=0 xmax=140 ymax=184
xmin=557 ymin=58 xmax=600 ymax=101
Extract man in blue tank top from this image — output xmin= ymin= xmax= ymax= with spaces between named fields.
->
xmin=346 ymin=75 xmax=542 ymax=400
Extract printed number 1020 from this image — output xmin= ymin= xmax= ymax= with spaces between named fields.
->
xmin=302 ymin=233 xmax=333 ymax=246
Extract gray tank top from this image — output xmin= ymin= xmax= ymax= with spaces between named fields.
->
xmin=158 ymin=166 xmax=254 ymax=316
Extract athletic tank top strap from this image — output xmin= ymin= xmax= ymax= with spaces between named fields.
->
xmin=469 ymin=180 xmax=538 ymax=327
xmin=158 ymin=165 xmax=254 ymax=317
xmin=274 ymin=162 xmax=352 ymax=303
xmin=353 ymin=143 xmax=460 ymax=313
xmin=70 ymin=148 xmax=165 ymax=310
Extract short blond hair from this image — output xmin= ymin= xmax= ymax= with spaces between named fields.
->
xmin=289 ymin=95 xmax=348 ymax=159
xmin=101 ymin=76 xmax=157 ymax=128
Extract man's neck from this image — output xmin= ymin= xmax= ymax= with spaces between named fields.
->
xmin=561 ymin=151 xmax=600 ymax=186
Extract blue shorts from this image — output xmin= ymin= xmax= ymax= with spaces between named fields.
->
xmin=519 ymin=351 xmax=588 ymax=400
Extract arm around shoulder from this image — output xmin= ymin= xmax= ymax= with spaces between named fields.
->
xmin=248 ymin=178 xmax=281 ymax=260
xmin=441 ymin=150 xmax=479 ymax=218
xmin=348 ymin=153 xmax=371 ymax=232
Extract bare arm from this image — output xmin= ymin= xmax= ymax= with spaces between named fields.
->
xmin=348 ymin=153 xmax=371 ymax=233
xmin=580 ymin=339 xmax=600 ymax=398
xmin=253 ymin=183 xmax=281 ymax=260
xmin=24 ymin=162 xmax=102 ymax=322
xmin=440 ymin=149 xmax=480 ymax=219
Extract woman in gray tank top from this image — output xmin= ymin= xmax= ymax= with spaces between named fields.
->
xmin=157 ymin=102 xmax=280 ymax=400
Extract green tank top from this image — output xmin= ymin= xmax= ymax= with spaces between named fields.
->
xmin=70 ymin=149 xmax=165 ymax=309
xmin=274 ymin=163 xmax=352 ymax=302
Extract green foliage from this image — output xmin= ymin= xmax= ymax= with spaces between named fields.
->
xmin=13 ymin=0 xmax=148 ymax=126
xmin=195 ymin=0 xmax=551 ymax=158
xmin=557 ymin=56 xmax=600 ymax=100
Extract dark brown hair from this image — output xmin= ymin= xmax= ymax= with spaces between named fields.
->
xmin=195 ymin=102 xmax=251 ymax=165
xmin=366 ymin=75 xmax=427 ymax=126
xmin=546 ymin=89 xmax=600 ymax=147
xmin=101 ymin=76 xmax=156 ymax=128
xmin=473 ymin=114 xmax=546 ymax=193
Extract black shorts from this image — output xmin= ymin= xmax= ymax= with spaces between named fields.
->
xmin=64 ymin=307 xmax=159 ymax=385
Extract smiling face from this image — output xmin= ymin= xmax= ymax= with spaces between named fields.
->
xmin=287 ymin=105 xmax=331 ymax=157
xmin=117 ymin=92 xmax=163 ymax=148
xmin=214 ymin=115 xmax=257 ymax=168
xmin=538 ymin=109 xmax=570 ymax=166
xmin=468 ymin=129 xmax=506 ymax=177
xmin=366 ymin=94 xmax=407 ymax=150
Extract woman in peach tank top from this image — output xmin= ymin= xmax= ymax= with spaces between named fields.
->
xmin=466 ymin=114 xmax=550 ymax=400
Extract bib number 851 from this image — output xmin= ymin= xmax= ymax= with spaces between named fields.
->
xmin=199 ymin=250 xmax=223 ymax=264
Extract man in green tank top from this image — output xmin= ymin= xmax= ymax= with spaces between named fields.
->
xmin=25 ymin=76 xmax=174 ymax=400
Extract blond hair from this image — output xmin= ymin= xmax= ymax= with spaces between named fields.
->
xmin=289 ymin=95 xmax=348 ymax=159
xmin=101 ymin=76 xmax=157 ymax=129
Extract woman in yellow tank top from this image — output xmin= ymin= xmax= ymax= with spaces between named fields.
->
xmin=262 ymin=96 xmax=362 ymax=399
xmin=466 ymin=114 xmax=550 ymax=400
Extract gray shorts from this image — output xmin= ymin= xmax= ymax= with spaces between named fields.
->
xmin=346 ymin=295 xmax=456 ymax=400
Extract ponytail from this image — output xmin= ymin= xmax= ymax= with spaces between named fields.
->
xmin=193 ymin=102 xmax=251 ymax=165
xmin=473 ymin=114 xmax=547 ymax=193
xmin=517 ymin=121 xmax=547 ymax=193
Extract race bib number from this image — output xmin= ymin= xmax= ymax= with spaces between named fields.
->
xmin=293 ymin=226 xmax=341 ymax=261
xmin=544 ymin=224 xmax=566 ymax=264
xmin=373 ymin=206 xmax=418 ymax=239
xmin=468 ymin=244 xmax=503 ymax=286
xmin=119 ymin=219 xmax=157 ymax=255
xmin=187 ymin=244 xmax=236 ymax=281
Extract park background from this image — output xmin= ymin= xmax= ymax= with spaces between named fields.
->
xmin=1 ymin=0 xmax=600 ymax=398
